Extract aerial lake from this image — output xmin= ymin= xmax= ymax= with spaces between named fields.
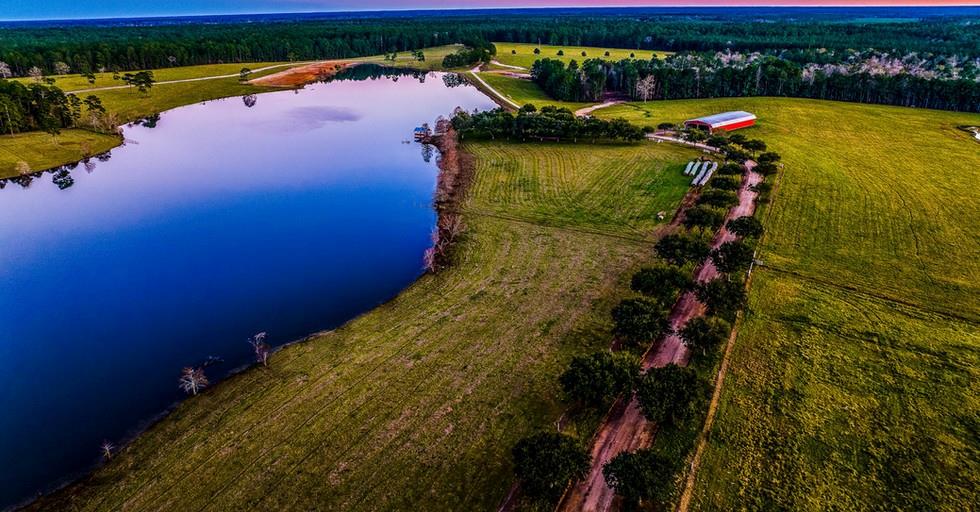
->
xmin=0 ymin=69 xmax=495 ymax=508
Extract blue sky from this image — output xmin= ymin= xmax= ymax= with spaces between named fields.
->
xmin=3 ymin=0 xmax=972 ymax=21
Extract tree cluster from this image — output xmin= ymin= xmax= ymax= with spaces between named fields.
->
xmin=532 ymin=53 xmax=980 ymax=112
xmin=451 ymin=105 xmax=644 ymax=142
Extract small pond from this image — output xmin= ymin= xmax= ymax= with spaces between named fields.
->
xmin=0 ymin=67 xmax=495 ymax=508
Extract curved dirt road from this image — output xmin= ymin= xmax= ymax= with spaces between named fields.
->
xmin=558 ymin=160 xmax=761 ymax=512
xmin=66 ymin=63 xmax=310 ymax=93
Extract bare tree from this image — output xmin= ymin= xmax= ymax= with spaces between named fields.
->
xmin=635 ymin=75 xmax=656 ymax=102
xmin=15 ymin=161 xmax=31 ymax=176
xmin=0 ymin=61 xmax=11 ymax=79
xmin=167 ymin=55 xmax=177 ymax=66
xmin=53 ymin=61 xmax=71 ymax=75
xmin=27 ymin=66 xmax=44 ymax=82
xmin=248 ymin=332 xmax=270 ymax=366
xmin=100 ymin=440 xmax=115 ymax=461
xmin=178 ymin=367 xmax=209 ymax=395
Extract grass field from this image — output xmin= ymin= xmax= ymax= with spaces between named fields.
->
xmin=596 ymin=98 xmax=980 ymax=508
xmin=30 ymin=141 xmax=697 ymax=511
xmin=475 ymin=72 xmax=590 ymax=111
xmin=493 ymin=42 xmax=671 ymax=69
xmin=0 ymin=130 xmax=120 ymax=176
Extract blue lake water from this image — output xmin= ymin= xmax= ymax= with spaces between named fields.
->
xmin=0 ymin=70 xmax=494 ymax=508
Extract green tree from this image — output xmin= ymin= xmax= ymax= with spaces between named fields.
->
xmin=726 ymin=215 xmax=764 ymax=238
xmin=707 ymin=175 xmax=741 ymax=191
xmin=697 ymin=189 xmax=738 ymax=209
xmin=636 ymin=364 xmax=700 ymax=424
xmin=602 ymin=449 xmax=676 ymax=510
xmin=512 ymin=433 xmax=590 ymax=500
xmin=630 ymin=265 xmax=692 ymax=307
xmin=560 ymin=352 xmax=641 ymax=407
xmin=716 ymin=162 xmax=744 ymax=175
xmin=758 ymin=151 xmax=782 ymax=164
xmin=239 ymin=67 xmax=252 ymax=82
xmin=711 ymin=240 xmax=755 ymax=274
xmin=655 ymin=233 xmax=711 ymax=266
xmin=683 ymin=205 xmax=727 ymax=231
xmin=679 ymin=316 xmax=730 ymax=356
xmin=557 ymin=49 xmax=565 ymax=56
xmin=611 ymin=298 xmax=671 ymax=347
xmin=742 ymin=139 xmax=767 ymax=153
xmin=695 ymin=279 xmax=747 ymax=321
xmin=533 ymin=47 xmax=541 ymax=55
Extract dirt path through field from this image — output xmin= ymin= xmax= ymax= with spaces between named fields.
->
xmin=557 ymin=160 xmax=760 ymax=512
xmin=574 ymin=101 xmax=624 ymax=117
xmin=249 ymin=61 xmax=356 ymax=87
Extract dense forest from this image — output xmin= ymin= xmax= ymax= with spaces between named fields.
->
xmin=0 ymin=79 xmax=86 ymax=135
xmin=531 ymin=53 xmax=980 ymax=112
xmin=0 ymin=11 xmax=977 ymax=76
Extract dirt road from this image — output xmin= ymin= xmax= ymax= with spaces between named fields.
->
xmin=574 ymin=101 xmax=624 ymax=117
xmin=467 ymin=67 xmax=521 ymax=109
xmin=557 ymin=160 xmax=761 ymax=512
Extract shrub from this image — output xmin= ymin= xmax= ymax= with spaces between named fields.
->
xmin=695 ymin=279 xmax=748 ymax=321
xmin=533 ymin=48 xmax=541 ymax=55
xmin=679 ymin=316 xmax=731 ymax=356
xmin=726 ymin=215 xmax=764 ymax=238
xmin=636 ymin=364 xmax=701 ymax=424
xmin=657 ymin=122 xmax=675 ymax=130
xmin=611 ymin=298 xmax=671 ymax=346
xmin=755 ymin=161 xmax=779 ymax=176
xmin=560 ymin=352 xmax=641 ymax=407
xmin=557 ymin=49 xmax=565 ymax=56
xmin=697 ymin=189 xmax=738 ymax=209
xmin=603 ymin=449 xmax=676 ymax=509
xmin=683 ymin=205 xmax=727 ymax=231
xmin=513 ymin=433 xmax=590 ymax=500
xmin=630 ymin=266 xmax=693 ymax=307
xmin=655 ymin=233 xmax=711 ymax=266
xmin=711 ymin=240 xmax=755 ymax=274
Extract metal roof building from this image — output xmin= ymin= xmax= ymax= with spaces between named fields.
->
xmin=684 ymin=111 xmax=757 ymax=133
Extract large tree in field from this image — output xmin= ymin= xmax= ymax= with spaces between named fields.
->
xmin=512 ymin=432 xmax=590 ymax=500
xmin=711 ymin=240 xmax=755 ymax=274
xmin=655 ymin=233 xmax=711 ymax=267
xmin=695 ymin=279 xmax=747 ymax=321
xmin=726 ymin=215 xmax=764 ymax=238
xmin=679 ymin=316 xmax=731 ymax=357
xmin=611 ymin=298 xmax=671 ymax=347
xmin=683 ymin=205 xmax=727 ymax=231
xmin=630 ymin=265 xmax=693 ymax=307
xmin=603 ymin=449 xmax=676 ymax=510
xmin=635 ymin=364 xmax=701 ymax=425
xmin=560 ymin=351 xmax=641 ymax=407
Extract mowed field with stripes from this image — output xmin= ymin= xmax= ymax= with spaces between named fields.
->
xmin=598 ymin=98 xmax=980 ymax=509
xmin=30 ymin=140 xmax=697 ymax=511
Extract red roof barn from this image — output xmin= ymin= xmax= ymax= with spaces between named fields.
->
xmin=684 ymin=111 xmax=757 ymax=133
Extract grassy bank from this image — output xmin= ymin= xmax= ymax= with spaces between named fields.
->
xmin=29 ymin=141 xmax=696 ymax=511
xmin=595 ymin=97 xmax=980 ymax=508
xmin=493 ymin=42 xmax=671 ymax=69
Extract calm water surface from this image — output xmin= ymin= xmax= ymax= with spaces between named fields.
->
xmin=0 ymin=70 xmax=494 ymax=508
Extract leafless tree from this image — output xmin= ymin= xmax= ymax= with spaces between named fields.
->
xmin=100 ymin=441 xmax=115 ymax=461
xmin=14 ymin=161 xmax=30 ymax=176
xmin=635 ymin=75 xmax=656 ymax=102
xmin=178 ymin=367 xmax=209 ymax=395
xmin=248 ymin=332 xmax=270 ymax=366
xmin=27 ymin=66 xmax=43 ymax=82
xmin=167 ymin=55 xmax=177 ymax=66
xmin=0 ymin=61 xmax=11 ymax=79
xmin=53 ymin=61 xmax=71 ymax=75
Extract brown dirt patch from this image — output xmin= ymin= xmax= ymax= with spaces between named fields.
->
xmin=250 ymin=61 xmax=356 ymax=87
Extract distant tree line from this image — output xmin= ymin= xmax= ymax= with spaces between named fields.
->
xmin=531 ymin=54 xmax=980 ymax=112
xmin=450 ymin=104 xmax=645 ymax=142
xmin=1 ymin=13 xmax=976 ymax=77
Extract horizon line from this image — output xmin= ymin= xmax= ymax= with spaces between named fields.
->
xmin=3 ymin=3 xmax=979 ymax=23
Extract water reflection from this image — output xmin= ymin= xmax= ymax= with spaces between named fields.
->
xmin=0 ymin=71 xmax=496 ymax=509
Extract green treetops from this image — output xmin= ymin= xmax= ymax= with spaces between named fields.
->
xmin=679 ymin=316 xmax=731 ymax=356
xmin=611 ymin=298 xmax=671 ymax=347
xmin=603 ymin=449 xmax=677 ymax=510
xmin=636 ymin=364 xmax=702 ymax=425
xmin=630 ymin=265 xmax=693 ymax=307
xmin=560 ymin=351 xmax=641 ymax=407
xmin=711 ymin=240 xmax=755 ymax=274
xmin=512 ymin=432 xmax=590 ymax=500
